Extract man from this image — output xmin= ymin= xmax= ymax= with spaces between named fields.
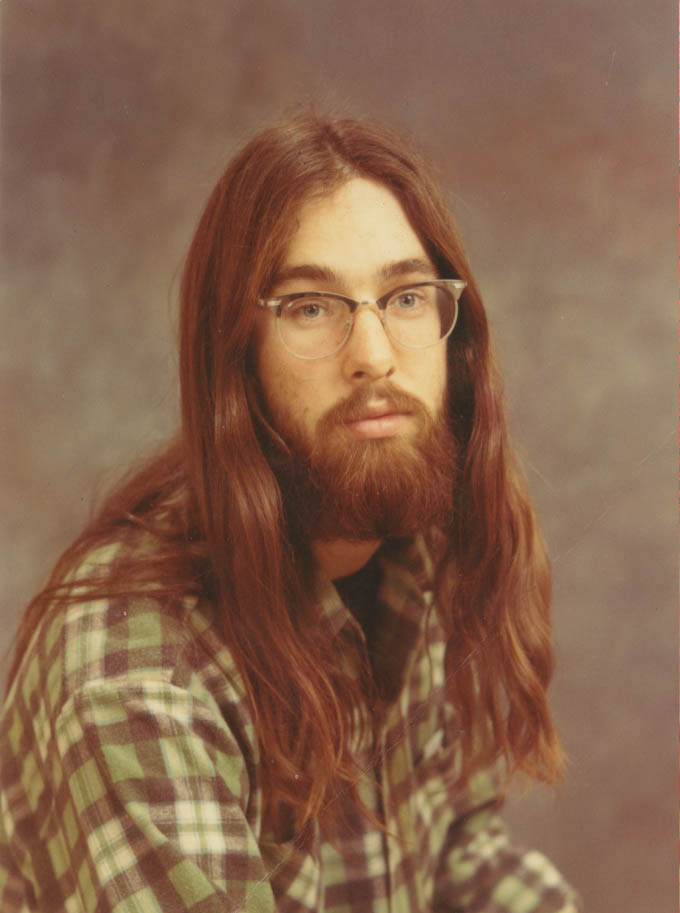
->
xmin=0 ymin=116 xmax=580 ymax=911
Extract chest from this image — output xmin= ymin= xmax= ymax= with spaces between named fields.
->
xmin=258 ymin=625 xmax=462 ymax=913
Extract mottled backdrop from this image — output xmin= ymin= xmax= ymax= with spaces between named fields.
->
xmin=1 ymin=1 xmax=675 ymax=910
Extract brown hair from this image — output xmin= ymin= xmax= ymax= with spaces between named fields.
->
xmin=8 ymin=115 xmax=562 ymax=833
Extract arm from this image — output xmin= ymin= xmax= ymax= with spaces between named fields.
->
xmin=49 ymin=678 xmax=275 ymax=913
xmin=432 ymin=768 xmax=581 ymax=913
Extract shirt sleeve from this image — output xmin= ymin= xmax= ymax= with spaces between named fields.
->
xmin=432 ymin=768 xmax=582 ymax=913
xmin=50 ymin=678 xmax=276 ymax=913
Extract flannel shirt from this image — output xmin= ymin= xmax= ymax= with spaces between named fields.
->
xmin=0 ymin=538 xmax=581 ymax=912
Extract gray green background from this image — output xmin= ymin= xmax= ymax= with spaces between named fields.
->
xmin=2 ymin=2 xmax=675 ymax=910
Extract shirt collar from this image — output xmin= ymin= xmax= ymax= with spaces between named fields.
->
xmin=312 ymin=534 xmax=436 ymax=640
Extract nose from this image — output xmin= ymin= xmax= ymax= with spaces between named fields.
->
xmin=341 ymin=305 xmax=395 ymax=382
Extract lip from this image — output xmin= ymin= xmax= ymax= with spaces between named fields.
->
xmin=345 ymin=402 xmax=412 ymax=439
xmin=352 ymin=399 xmax=402 ymax=419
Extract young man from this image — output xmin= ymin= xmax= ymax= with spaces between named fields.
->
xmin=0 ymin=116 xmax=580 ymax=911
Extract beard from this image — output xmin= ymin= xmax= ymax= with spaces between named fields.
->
xmin=264 ymin=381 xmax=458 ymax=544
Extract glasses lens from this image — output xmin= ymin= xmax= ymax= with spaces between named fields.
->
xmin=279 ymin=294 xmax=351 ymax=358
xmin=384 ymin=282 xmax=457 ymax=348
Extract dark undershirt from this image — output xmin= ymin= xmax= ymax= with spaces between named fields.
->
xmin=334 ymin=551 xmax=416 ymax=709
xmin=334 ymin=553 xmax=382 ymax=651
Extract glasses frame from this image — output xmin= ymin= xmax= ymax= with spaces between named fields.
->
xmin=257 ymin=278 xmax=467 ymax=360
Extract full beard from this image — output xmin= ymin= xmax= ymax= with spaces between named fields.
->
xmin=266 ymin=381 xmax=458 ymax=544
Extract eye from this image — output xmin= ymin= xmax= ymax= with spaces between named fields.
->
xmin=387 ymin=287 xmax=430 ymax=316
xmin=297 ymin=302 xmax=324 ymax=319
xmin=395 ymin=292 xmax=419 ymax=309
xmin=284 ymin=296 xmax=337 ymax=324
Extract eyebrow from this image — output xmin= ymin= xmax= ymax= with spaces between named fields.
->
xmin=270 ymin=257 xmax=436 ymax=290
xmin=379 ymin=257 xmax=436 ymax=282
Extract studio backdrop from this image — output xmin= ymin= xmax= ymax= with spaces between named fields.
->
xmin=1 ymin=2 xmax=675 ymax=911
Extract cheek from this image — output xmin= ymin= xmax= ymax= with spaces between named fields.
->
xmin=415 ymin=349 xmax=448 ymax=414
xmin=253 ymin=322 xmax=295 ymax=416
xmin=255 ymin=348 xmax=323 ymax=436
xmin=435 ymin=357 xmax=449 ymax=407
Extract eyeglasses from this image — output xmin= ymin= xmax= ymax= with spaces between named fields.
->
xmin=257 ymin=279 xmax=466 ymax=360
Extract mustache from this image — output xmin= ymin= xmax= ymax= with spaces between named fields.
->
xmin=320 ymin=381 xmax=433 ymax=427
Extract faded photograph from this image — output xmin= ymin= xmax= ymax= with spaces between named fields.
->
xmin=1 ymin=2 xmax=674 ymax=912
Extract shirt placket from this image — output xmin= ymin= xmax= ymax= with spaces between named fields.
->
xmin=377 ymin=646 xmax=431 ymax=913
xmin=315 ymin=561 xmax=430 ymax=913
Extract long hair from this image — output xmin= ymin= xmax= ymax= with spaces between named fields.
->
xmin=8 ymin=115 xmax=562 ymax=834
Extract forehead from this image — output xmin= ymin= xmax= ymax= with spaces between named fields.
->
xmin=280 ymin=177 xmax=431 ymax=285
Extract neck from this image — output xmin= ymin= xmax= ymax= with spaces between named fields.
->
xmin=313 ymin=538 xmax=382 ymax=580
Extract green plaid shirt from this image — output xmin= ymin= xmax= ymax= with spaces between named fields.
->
xmin=1 ymin=539 xmax=580 ymax=912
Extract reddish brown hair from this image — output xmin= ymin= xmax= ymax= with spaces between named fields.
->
xmin=8 ymin=115 xmax=562 ymax=832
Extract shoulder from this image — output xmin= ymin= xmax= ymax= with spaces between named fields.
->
xmin=3 ymin=540 xmax=252 ymax=754
xmin=0 ymin=544 xmax=268 ymax=912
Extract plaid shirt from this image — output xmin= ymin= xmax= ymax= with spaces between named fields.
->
xmin=0 ymin=539 xmax=580 ymax=912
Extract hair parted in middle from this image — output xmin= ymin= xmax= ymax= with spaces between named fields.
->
xmin=8 ymin=114 xmax=563 ymax=838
